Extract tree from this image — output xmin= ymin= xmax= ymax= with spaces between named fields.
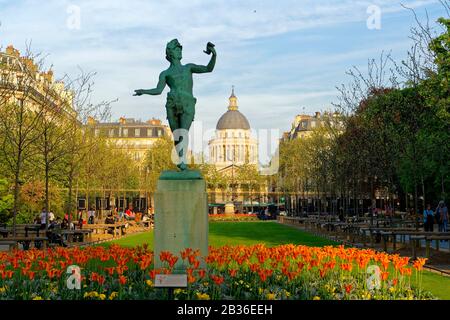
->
xmin=0 ymin=45 xmax=47 ymax=234
xmin=62 ymin=70 xmax=114 ymax=222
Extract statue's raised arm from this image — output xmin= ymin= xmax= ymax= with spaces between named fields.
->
xmin=188 ymin=42 xmax=217 ymax=74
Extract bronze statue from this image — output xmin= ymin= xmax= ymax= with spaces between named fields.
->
xmin=134 ymin=39 xmax=216 ymax=171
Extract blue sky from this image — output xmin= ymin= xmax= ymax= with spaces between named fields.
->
xmin=0 ymin=0 xmax=447 ymax=136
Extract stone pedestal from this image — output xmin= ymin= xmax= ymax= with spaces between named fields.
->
xmin=154 ymin=170 xmax=208 ymax=272
xmin=224 ymin=202 xmax=235 ymax=214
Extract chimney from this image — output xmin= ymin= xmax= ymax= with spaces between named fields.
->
xmin=315 ymin=111 xmax=321 ymax=118
xmin=119 ymin=117 xmax=126 ymax=124
xmin=87 ymin=116 xmax=97 ymax=125
xmin=6 ymin=45 xmax=20 ymax=57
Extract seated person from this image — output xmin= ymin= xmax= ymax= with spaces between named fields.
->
xmin=124 ymin=208 xmax=135 ymax=220
xmin=105 ymin=214 xmax=115 ymax=224
xmin=142 ymin=214 xmax=151 ymax=227
xmin=61 ymin=217 xmax=69 ymax=229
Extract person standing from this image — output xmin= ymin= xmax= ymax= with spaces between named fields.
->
xmin=423 ymin=204 xmax=434 ymax=232
xmin=40 ymin=208 xmax=47 ymax=229
xmin=436 ymin=201 xmax=448 ymax=233
xmin=435 ymin=201 xmax=448 ymax=232
xmin=87 ymin=207 xmax=96 ymax=224
xmin=48 ymin=210 xmax=55 ymax=223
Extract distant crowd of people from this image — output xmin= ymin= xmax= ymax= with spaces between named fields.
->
xmin=34 ymin=205 xmax=154 ymax=230
xmin=423 ymin=201 xmax=448 ymax=233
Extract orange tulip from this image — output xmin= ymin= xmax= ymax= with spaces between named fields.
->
xmin=413 ymin=258 xmax=427 ymax=271
xmin=345 ymin=284 xmax=352 ymax=294
xmin=119 ymin=275 xmax=127 ymax=285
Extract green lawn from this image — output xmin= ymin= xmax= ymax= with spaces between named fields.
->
xmin=417 ymin=271 xmax=450 ymax=300
xmin=108 ymin=221 xmax=338 ymax=248
xmin=106 ymin=221 xmax=450 ymax=299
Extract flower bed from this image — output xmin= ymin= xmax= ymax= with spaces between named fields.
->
xmin=209 ymin=214 xmax=259 ymax=222
xmin=0 ymin=244 xmax=432 ymax=300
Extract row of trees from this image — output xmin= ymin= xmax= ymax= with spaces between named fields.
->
xmin=0 ymin=47 xmax=138 ymax=228
xmin=277 ymin=12 xmax=449 ymax=220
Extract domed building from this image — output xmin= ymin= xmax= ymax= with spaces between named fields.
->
xmin=209 ymin=88 xmax=258 ymax=170
xmin=208 ymin=88 xmax=263 ymax=214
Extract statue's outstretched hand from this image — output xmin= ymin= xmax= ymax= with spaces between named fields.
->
xmin=204 ymin=42 xmax=216 ymax=55
xmin=134 ymin=89 xmax=145 ymax=96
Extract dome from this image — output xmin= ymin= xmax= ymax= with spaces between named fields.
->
xmin=215 ymin=87 xmax=250 ymax=130
xmin=216 ymin=109 xmax=250 ymax=130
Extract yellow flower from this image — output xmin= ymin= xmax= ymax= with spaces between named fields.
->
xmin=99 ymin=294 xmax=106 ymax=300
xmin=266 ymin=293 xmax=276 ymax=300
xmin=0 ymin=287 xmax=6 ymax=294
xmin=146 ymin=280 xmax=153 ymax=287
xmin=32 ymin=296 xmax=43 ymax=300
xmin=389 ymin=287 xmax=395 ymax=293
xmin=196 ymin=292 xmax=210 ymax=300
xmin=109 ymin=292 xmax=118 ymax=300
xmin=84 ymin=291 xmax=99 ymax=299
xmin=361 ymin=292 xmax=371 ymax=300
xmin=203 ymin=282 xmax=209 ymax=287
xmin=174 ymin=288 xmax=184 ymax=295
xmin=313 ymin=296 xmax=321 ymax=300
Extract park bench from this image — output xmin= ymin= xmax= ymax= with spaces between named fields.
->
xmin=410 ymin=235 xmax=426 ymax=260
xmin=379 ymin=231 xmax=394 ymax=252
xmin=63 ymin=229 xmax=93 ymax=243
xmin=0 ymin=236 xmax=49 ymax=250
xmin=0 ymin=240 xmax=18 ymax=250
xmin=83 ymin=223 xmax=127 ymax=238
xmin=426 ymin=235 xmax=450 ymax=257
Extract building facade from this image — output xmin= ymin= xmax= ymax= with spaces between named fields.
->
xmin=88 ymin=117 xmax=171 ymax=163
xmin=283 ymin=111 xmax=342 ymax=141
xmin=0 ymin=45 xmax=75 ymax=118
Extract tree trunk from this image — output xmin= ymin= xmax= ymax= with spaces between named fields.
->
xmin=45 ymin=161 xmax=50 ymax=230
xmin=12 ymin=159 xmax=21 ymax=237
xmin=67 ymin=167 xmax=74 ymax=225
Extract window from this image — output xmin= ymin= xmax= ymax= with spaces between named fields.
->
xmin=135 ymin=128 xmax=140 ymax=137
xmin=123 ymin=129 xmax=128 ymax=137
xmin=94 ymin=129 xmax=100 ymax=137
xmin=147 ymin=129 xmax=152 ymax=137
xmin=109 ymin=129 xmax=114 ymax=137
xmin=157 ymin=129 xmax=162 ymax=137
